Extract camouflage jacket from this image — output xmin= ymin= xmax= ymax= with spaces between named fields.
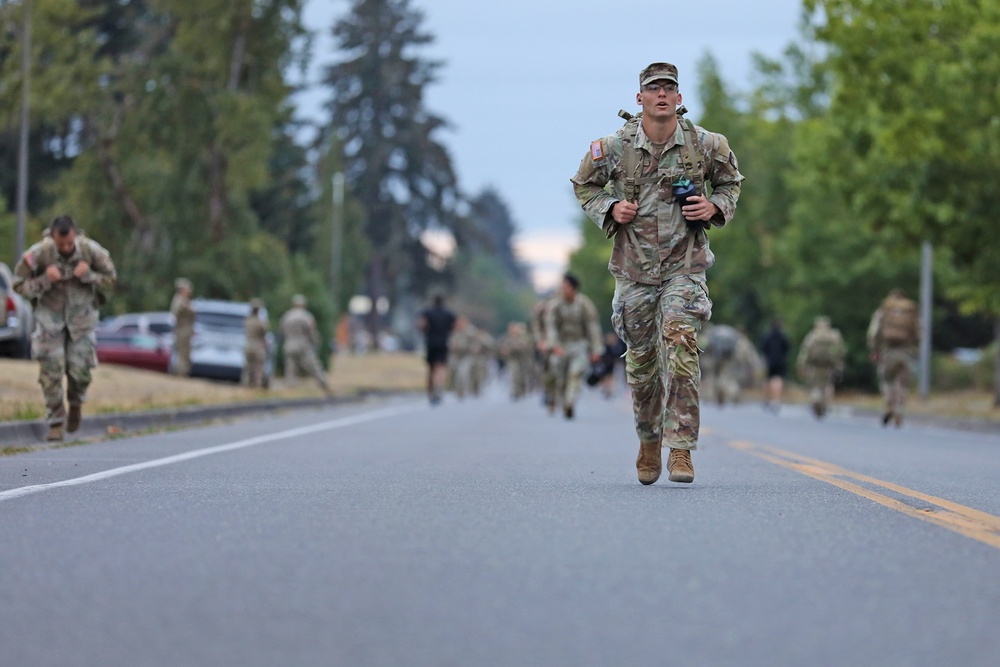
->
xmin=449 ymin=327 xmax=477 ymax=358
xmin=499 ymin=331 xmax=533 ymax=362
xmin=545 ymin=294 xmax=603 ymax=356
xmin=171 ymin=294 xmax=196 ymax=335
xmin=279 ymin=308 xmax=319 ymax=353
xmin=244 ymin=315 xmax=270 ymax=352
xmin=13 ymin=235 xmax=117 ymax=340
xmin=571 ymin=116 xmax=743 ymax=285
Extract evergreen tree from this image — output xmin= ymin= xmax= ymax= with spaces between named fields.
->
xmin=322 ymin=0 xmax=459 ymax=335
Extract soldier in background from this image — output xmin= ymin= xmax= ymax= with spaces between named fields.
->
xmin=700 ymin=324 xmax=741 ymax=406
xmin=13 ymin=215 xmax=117 ymax=442
xmin=243 ymin=298 xmax=270 ymax=389
xmin=471 ymin=327 xmax=495 ymax=397
xmin=797 ymin=316 xmax=846 ymax=418
xmin=546 ymin=273 xmax=603 ymax=420
xmin=531 ymin=294 xmax=558 ymax=412
xmin=448 ymin=316 xmax=477 ymax=399
xmin=170 ymin=277 xmax=195 ymax=376
xmin=499 ymin=322 xmax=533 ymax=400
xmin=868 ymin=289 xmax=920 ymax=427
xmin=280 ymin=294 xmax=331 ymax=395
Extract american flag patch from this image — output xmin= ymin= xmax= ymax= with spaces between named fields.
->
xmin=591 ymin=140 xmax=603 ymax=160
xmin=24 ymin=252 xmax=36 ymax=270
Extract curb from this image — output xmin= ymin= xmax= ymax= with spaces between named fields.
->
xmin=0 ymin=392 xmax=406 ymax=450
xmin=847 ymin=406 xmax=1000 ymax=435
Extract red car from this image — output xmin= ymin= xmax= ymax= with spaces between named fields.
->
xmin=95 ymin=312 xmax=174 ymax=373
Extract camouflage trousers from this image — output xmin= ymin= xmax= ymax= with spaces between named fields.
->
xmin=612 ymin=275 xmax=712 ymax=450
xmin=32 ymin=328 xmax=97 ymax=426
xmin=507 ymin=357 xmax=529 ymax=399
xmin=243 ymin=344 xmax=266 ymax=388
xmin=878 ymin=346 xmax=915 ymax=415
xmin=285 ymin=347 xmax=328 ymax=389
xmin=451 ymin=355 xmax=474 ymax=398
xmin=173 ymin=332 xmax=192 ymax=376
xmin=803 ymin=366 xmax=837 ymax=410
xmin=552 ymin=341 xmax=590 ymax=409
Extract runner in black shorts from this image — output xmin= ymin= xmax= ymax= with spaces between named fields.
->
xmin=759 ymin=318 xmax=790 ymax=413
xmin=418 ymin=295 xmax=456 ymax=405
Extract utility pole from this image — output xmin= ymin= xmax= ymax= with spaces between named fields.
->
xmin=14 ymin=0 xmax=31 ymax=264
xmin=330 ymin=172 xmax=345 ymax=316
xmin=918 ymin=241 xmax=933 ymax=399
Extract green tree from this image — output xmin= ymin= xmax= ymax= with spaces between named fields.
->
xmin=322 ymin=0 xmax=459 ymax=337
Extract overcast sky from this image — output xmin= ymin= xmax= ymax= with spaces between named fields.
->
xmin=296 ymin=0 xmax=806 ymax=289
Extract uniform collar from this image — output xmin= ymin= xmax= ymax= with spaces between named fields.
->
xmin=635 ymin=120 xmax=685 ymax=153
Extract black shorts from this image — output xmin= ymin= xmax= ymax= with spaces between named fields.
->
xmin=766 ymin=360 xmax=787 ymax=379
xmin=426 ymin=345 xmax=449 ymax=366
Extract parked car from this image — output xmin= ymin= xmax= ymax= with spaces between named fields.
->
xmin=0 ymin=262 xmax=34 ymax=358
xmin=95 ymin=312 xmax=175 ymax=373
xmin=179 ymin=299 xmax=273 ymax=384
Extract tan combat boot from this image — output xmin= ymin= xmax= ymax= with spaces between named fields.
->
xmin=67 ymin=404 xmax=82 ymax=433
xmin=636 ymin=441 xmax=662 ymax=485
xmin=46 ymin=424 xmax=64 ymax=442
xmin=667 ymin=448 xmax=695 ymax=483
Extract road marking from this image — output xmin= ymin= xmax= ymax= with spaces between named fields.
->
xmin=0 ymin=404 xmax=421 ymax=503
xmin=729 ymin=441 xmax=1000 ymax=551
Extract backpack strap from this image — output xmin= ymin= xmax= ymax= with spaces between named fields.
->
xmin=678 ymin=117 xmax=706 ymax=272
xmin=619 ymin=116 xmax=654 ymax=273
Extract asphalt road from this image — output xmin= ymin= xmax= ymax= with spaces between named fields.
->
xmin=2 ymin=385 xmax=999 ymax=667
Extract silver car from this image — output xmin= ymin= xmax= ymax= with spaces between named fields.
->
xmin=0 ymin=262 xmax=33 ymax=358
xmin=178 ymin=299 xmax=274 ymax=384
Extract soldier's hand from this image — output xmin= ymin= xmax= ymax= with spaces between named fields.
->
xmin=73 ymin=261 xmax=90 ymax=278
xmin=681 ymin=195 xmax=719 ymax=222
xmin=45 ymin=265 xmax=63 ymax=282
xmin=590 ymin=353 xmax=601 ymax=363
xmin=611 ymin=200 xmax=638 ymax=224
xmin=552 ymin=346 xmax=564 ymax=357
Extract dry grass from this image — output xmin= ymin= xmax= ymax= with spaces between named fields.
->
xmin=0 ymin=352 xmax=425 ymax=422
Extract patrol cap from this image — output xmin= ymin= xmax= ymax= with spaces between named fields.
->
xmin=292 ymin=293 xmax=307 ymax=306
xmin=175 ymin=277 xmax=192 ymax=290
xmin=640 ymin=62 xmax=679 ymax=87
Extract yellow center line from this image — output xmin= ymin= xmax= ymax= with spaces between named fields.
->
xmin=728 ymin=440 xmax=1000 ymax=551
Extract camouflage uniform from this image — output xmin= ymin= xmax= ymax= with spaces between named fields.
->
xmin=531 ymin=296 xmax=558 ymax=409
xmin=279 ymin=296 xmax=329 ymax=392
xmin=797 ymin=317 xmax=846 ymax=418
xmin=867 ymin=292 xmax=919 ymax=426
xmin=471 ymin=329 xmax=495 ymax=396
xmin=499 ymin=323 xmax=533 ymax=400
xmin=448 ymin=321 xmax=478 ymax=399
xmin=170 ymin=279 xmax=195 ymax=376
xmin=546 ymin=293 xmax=603 ymax=414
xmin=571 ymin=73 xmax=742 ymax=451
xmin=243 ymin=300 xmax=269 ymax=388
xmin=12 ymin=234 xmax=117 ymax=427
xmin=701 ymin=325 xmax=763 ymax=405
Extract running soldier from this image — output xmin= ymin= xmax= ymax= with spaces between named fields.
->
xmin=545 ymin=274 xmax=603 ymax=420
xmin=867 ymin=289 xmax=919 ymax=427
xmin=797 ymin=316 xmax=846 ymax=418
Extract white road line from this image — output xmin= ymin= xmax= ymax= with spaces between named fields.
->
xmin=0 ymin=403 xmax=421 ymax=503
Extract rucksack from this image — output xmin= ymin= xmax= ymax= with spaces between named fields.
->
xmin=881 ymin=297 xmax=918 ymax=346
xmin=806 ymin=329 xmax=842 ymax=367
xmin=708 ymin=326 xmax=738 ymax=361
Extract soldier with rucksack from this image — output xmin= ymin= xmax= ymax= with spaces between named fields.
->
xmin=797 ymin=316 xmax=846 ymax=418
xmin=867 ymin=289 xmax=920 ymax=426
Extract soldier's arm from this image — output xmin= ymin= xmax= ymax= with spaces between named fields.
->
xmin=79 ymin=241 xmax=117 ymax=291
xmin=11 ymin=251 xmax=55 ymax=300
xmin=704 ymin=132 xmax=744 ymax=229
xmin=866 ymin=309 xmax=882 ymax=350
xmin=570 ymin=138 xmax=619 ymax=237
